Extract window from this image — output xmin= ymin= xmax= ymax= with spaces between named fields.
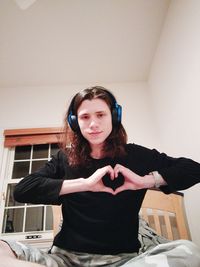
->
xmin=0 ymin=128 xmax=63 ymax=248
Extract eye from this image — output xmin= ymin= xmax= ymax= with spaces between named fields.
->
xmin=97 ymin=113 xmax=105 ymax=118
xmin=80 ymin=114 xmax=89 ymax=120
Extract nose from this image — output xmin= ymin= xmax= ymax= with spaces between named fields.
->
xmin=89 ymin=117 xmax=99 ymax=129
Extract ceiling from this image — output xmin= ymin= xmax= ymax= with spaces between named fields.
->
xmin=0 ymin=0 xmax=170 ymax=87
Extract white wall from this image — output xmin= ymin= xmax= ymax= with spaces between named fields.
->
xmin=0 ymin=82 xmax=159 ymax=181
xmin=149 ymin=0 xmax=200 ymax=246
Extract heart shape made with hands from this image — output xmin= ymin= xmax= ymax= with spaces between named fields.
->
xmin=102 ymin=173 xmax=125 ymax=191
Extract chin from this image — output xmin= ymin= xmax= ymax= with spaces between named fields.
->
xmin=89 ymin=139 xmax=105 ymax=146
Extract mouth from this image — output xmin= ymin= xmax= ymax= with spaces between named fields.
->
xmin=88 ymin=131 xmax=102 ymax=136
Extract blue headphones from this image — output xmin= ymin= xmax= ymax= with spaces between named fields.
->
xmin=67 ymin=89 xmax=122 ymax=132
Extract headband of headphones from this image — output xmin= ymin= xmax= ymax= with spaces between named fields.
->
xmin=67 ymin=89 xmax=122 ymax=132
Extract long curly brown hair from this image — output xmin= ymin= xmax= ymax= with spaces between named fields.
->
xmin=60 ymin=86 xmax=127 ymax=166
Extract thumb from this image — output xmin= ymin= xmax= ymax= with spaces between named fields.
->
xmin=113 ymin=186 xmax=124 ymax=195
xmin=103 ymin=187 xmax=115 ymax=194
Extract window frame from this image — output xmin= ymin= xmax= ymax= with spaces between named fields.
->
xmin=4 ymin=127 xmax=64 ymax=147
xmin=0 ymin=127 xmax=63 ymax=248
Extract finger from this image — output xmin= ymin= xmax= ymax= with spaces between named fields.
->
xmin=114 ymin=165 xmax=119 ymax=177
xmin=114 ymin=164 xmax=123 ymax=178
xmin=100 ymin=165 xmax=112 ymax=177
xmin=110 ymin=170 xmax=115 ymax=180
xmin=107 ymin=165 xmax=114 ymax=180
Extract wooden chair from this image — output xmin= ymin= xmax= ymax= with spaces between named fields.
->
xmin=140 ymin=189 xmax=191 ymax=240
xmin=52 ymin=189 xmax=191 ymax=240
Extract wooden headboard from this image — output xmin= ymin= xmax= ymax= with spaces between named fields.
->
xmin=140 ymin=189 xmax=191 ymax=240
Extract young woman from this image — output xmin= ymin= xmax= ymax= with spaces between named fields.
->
xmin=1 ymin=86 xmax=200 ymax=267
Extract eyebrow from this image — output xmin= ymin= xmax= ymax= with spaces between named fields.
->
xmin=96 ymin=111 xmax=106 ymax=114
xmin=78 ymin=110 xmax=106 ymax=116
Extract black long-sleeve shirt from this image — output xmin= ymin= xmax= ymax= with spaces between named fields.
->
xmin=14 ymin=143 xmax=200 ymax=254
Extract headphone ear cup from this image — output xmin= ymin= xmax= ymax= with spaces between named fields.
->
xmin=112 ymin=104 xmax=122 ymax=126
xmin=68 ymin=114 xmax=79 ymax=132
xmin=117 ymin=104 xmax=122 ymax=123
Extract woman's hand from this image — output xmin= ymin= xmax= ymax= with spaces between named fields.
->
xmin=86 ymin=165 xmax=115 ymax=194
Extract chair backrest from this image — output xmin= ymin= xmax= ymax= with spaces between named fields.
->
xmin=52 ymin=189 xmax=191 ymax=240
xmin=140 ymin=189 xmax=191 ymax=240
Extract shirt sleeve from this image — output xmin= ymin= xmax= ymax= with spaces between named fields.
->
xmin=148 ymin=148 xmax=200 ymax=194
xmin=13 ymin=150 xmax=65 ymax=205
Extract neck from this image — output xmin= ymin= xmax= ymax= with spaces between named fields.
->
xmin=90 ymin=144 xmax=104 ymax=159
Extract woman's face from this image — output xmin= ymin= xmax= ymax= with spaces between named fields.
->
xmin=77 ymin=98 xmax=112 ymax=150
